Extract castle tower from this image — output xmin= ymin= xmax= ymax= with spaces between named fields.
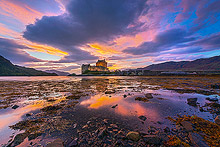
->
xmin=81 ymin=64 xmax=90 ymax=74
xmin=96 ymin=59 xmax=107 ymax=68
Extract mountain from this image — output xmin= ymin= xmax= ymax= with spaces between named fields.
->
xmin=0 ymin=55 xmax=57 ymax=76
xmin=45 ymin=70 xmax=70 ymax=76
xmin=140 ymin=55 xmax=220 ymax=71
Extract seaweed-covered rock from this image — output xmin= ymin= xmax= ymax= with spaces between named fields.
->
xmin=211 ymin=84 xmax=220 ymax=89
xmin=9 ymin=133 xmax=28 ymax=146
xmin=189 ymin=132 xmax=209 ymax=147
xmin=98 ymin=127 xmax=108 ymax=139
xmin=126 ymin=131 xmax=140 ymax=141
xmin=181 ymin=121 xmax=193 ymax=132
xmin=143 ymin=135 xmax=161 ymax=145
xmin=135 ymin=97 xmax=149 ymax=102
xmin=206 ymin=97 xmax=218 ymax=102
xmin=46 ymin=138 xmax=64 ymax=147
xmin=69 ymin=138 xmax=78 ymax=147
xmin=187 ymin=98 xmax=197 ymax=106
xmin=145 ymin=93 xmax=153 ymax=99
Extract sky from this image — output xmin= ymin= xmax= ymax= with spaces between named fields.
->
xmin=0 ymin=0 xmax=220 ymax=74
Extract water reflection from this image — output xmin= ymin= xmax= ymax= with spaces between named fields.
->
xmin=80 ymin=94 xmax=159 ymax=118
xmin=0 ymin=95 xmax=66 ymax=145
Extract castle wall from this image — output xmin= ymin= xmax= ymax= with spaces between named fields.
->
xmin=96 ymin=60 xmax=107 ymax=68
xmin=81 ymin=60 xmax=109 ymax=74
xmin=89 ymin=66 xmax=109 ymax=72
xmin=82 ymin=64 xmax=90 ymax=74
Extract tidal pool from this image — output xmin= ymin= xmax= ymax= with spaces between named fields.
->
xmin=0 ymin=76 xmax=219 ymax=146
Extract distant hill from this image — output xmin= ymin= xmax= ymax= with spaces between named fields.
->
xmin=0 ymin=55 xmax=57 ymax=76
xmin=140 ymin=55 xmax=220 ymax=71
xmin=45 ymin=70 xmax=70 ymax=76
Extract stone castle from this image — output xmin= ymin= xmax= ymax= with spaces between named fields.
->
xmin=81 ymin=59 xmax=109 ymax=74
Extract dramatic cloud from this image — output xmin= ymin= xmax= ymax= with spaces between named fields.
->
xmin=23 ymin=0 xmax=148 ymax=46
xmin=175 ymin=0 xmax=220 ymax=32
xmin=22 ymin=0 xmax=149 ymax=64
xmin=0 ymin=0 xmax=220 ymax=72
xmin=0 ymin=38 xmax=41 ymax=63
xmin=123 ymin=28 xmax=196 ymax=55
xmin=55 ymin=46 xmax=98 ymax=63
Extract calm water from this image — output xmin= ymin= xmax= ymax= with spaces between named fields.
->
xmin=0 ymin=76 xmax=219 ymax=146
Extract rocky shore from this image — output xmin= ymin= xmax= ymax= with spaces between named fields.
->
xmin=0 ymin=76 xmax=219 ymax=147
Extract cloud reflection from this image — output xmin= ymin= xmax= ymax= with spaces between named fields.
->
xmin=80 ymin=94 xmax=158 ymax=118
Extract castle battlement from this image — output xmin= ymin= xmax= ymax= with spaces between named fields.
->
xmin=81 ymin=59 xmax=109 ymax=74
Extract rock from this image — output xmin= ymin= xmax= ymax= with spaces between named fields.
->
xmin=107 ymin=127 xmax=113 ymax=131
xmin=126 ymin=131 xmax=140 ymax=141
xmin=181 ymin=121 xmax=193 ymax=132
xmin=135 ymin=97 xmax=149 ymax=102
xmin=46 ymin=138 xmax=64 ymax=147
xmin=69 ymin=138 xmax=78 ymax=147
xmin=164 ymin=127 xmax=170 ymax=133
xmin=113 ymin=129 xmax=118 ymax=133
xmin=103 ymin=119 xmax=108 ymax=124
xmin=208 ymin=97 xmax=218 ymax=102
xmin=148 ymin=126 xmax=157 ymax=133
xmin=215 ymin=115 xmax=220 ymax=125
xmin=111 ymin=104 xmax=118 ymax=108
xmin=206 ymin=97 xmax=210 ymax=101
xmin=105 ymin=90 xmax=115 ymax=94
xmin=110 ymin=124 xmax=118 ymax=128
xmin=145 ymin=93 xmax=153 ymax=99
xmin=199 ymin=107 xmax=204 ymax=112
xmin=28 ymin=133 xmax=42 ymax=141
xmin=157 ymin=121 xmax=163 ymax=124
xmin=159 ymin=133 xmax=169 ymax=142
xmin=211 ymin=84 xmax=220 ymax=89
xmin=187 ymin=98 xmax=198 ymax=106
xmin=9 ymin=133 xmax=28 ymax=146
xmin=41 ymin=105 xmax=61 ymax=113
xmin=66 ymin=95 xmax=80 ymax=100
xmin=26 ymin=113 xmax=33 ymax=117
xmin=82 ymin=125 xmax=88 ymax=129
xmin=114 ymin=140 xmax=123 ymax=146
xmin=143 ymin=135 xmax=161 ymax=145
xmin=138 ymin=115 xmax=147 ymax=121
xmin=12 ymin=105 xmax=19 ymax=109
xmin=188 ymin=132 xmax=209 ymax=147
xmin=98 ymin=127 xmax=108 ymax=139
xmin=73 ymin=123 xmax=77 ymax=128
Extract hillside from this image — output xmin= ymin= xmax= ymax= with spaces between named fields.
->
xmin=0 ymin=55 xmax=57 ymax=76
xmin=140 ymin=55 xmax=220 ymax=71
xmin=45 ymin=70 xmax=70 ymax=76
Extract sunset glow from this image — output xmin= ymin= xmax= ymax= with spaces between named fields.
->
xmin=0 ymin=0 xmax=219 ymax=74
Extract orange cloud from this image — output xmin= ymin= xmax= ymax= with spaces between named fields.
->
xmin=114 ymin=30 xmax=156 ymax=50
xmin=88 ymin=43 xmax=120 ymax=55
xmin=24 ymin=42 xmax=68 ymax=56
xmin=0 ymin=0 xmax=44 ymax=25
xmin=0 ymin=23 xmax=19 ymax=38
